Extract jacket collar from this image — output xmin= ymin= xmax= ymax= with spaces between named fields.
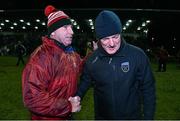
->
xmin=44 ymin=36 xmax=74 ymax=53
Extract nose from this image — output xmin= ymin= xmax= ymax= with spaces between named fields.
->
xmin=109 ymin=38 xmax=115 ymax=46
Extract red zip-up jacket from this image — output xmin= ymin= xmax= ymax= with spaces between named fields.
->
xmin=22 ymin=36 xmax=82 ymax=120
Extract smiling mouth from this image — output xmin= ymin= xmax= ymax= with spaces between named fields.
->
xmin=108 ymin=48 xmax=115 ymax=51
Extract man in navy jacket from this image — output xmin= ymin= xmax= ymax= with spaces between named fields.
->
xmin=74 ymin=10 xmax=156 ymax=120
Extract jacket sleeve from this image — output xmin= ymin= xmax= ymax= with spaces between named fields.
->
xmin=137 ymin=54 xmax=156 ymax=119
xmin=76 ymin=61 xmax=92 ymax=99
xmin=22 ymin=60 xmax=72 ymax=117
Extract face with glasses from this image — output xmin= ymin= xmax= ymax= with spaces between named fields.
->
xmin=100 ymin=34 xmax=121 ymax=54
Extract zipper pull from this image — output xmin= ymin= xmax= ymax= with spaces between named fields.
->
xmin=109 ymin=58 xmax=112 ymax=64
xmin=92 ymin=56 xmax=98 ymax=64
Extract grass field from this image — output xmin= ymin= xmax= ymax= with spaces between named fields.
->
xmin=0 ymin=56 xmax=180 ymax=120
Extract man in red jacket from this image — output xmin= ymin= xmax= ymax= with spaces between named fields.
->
xmin=22 ymin=5 xmax=81 ymax=120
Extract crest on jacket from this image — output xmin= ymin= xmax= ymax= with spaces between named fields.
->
xmin=121 ymin=62 xmax=129 ymax=72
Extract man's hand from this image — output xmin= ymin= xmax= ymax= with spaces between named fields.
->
xmin=92 ymin=41 xmax=98 ymax=51
xmin=68 ymin=96 xmax=81 ymax=112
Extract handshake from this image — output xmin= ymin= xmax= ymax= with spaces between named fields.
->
xmin=68 ymin=96 xmax=81 ymax=113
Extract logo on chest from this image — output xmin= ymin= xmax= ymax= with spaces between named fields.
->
xmin=121 ymin=62 xmax=129 ymax=72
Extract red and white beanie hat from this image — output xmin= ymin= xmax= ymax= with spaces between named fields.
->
xmin=44 ymin=5 xmax=72 ymax=36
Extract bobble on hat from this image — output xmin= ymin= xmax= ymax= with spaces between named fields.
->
xmin=44 ymin=5 xmax=72 ymax=36
xmin=95 ymin=10 xmax=122 ymax=39
xmin=44 ymin=5 xmax=57 ymax=17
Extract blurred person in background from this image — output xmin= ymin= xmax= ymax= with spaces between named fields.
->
xmin=15 ymin=41 xmax=26 ymax=66
xmin=157 ymin=45 xmax=168 ymax=72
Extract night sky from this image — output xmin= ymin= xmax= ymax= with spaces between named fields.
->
xmin=0 ymin=0 xmax=180 ymax=52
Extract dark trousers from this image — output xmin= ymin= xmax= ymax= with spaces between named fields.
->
xmin=16 ymin=56 xmax=25 ymax=66
xmin=158 ymin=60 xmax=166 ymax=72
